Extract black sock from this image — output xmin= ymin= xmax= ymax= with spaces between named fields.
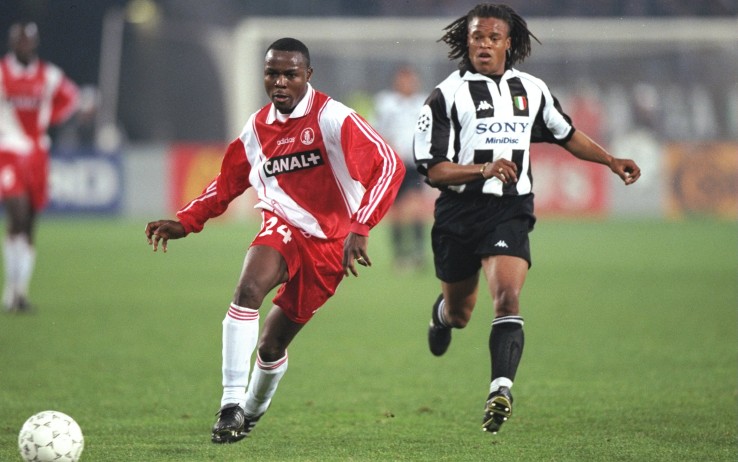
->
xmin=412 ymin=222 xmax=425 ymax=259
xmin=489 ymin=316 xmax=525 ymax=381
xmin=391 ymin=224 xmax=405 ymax=258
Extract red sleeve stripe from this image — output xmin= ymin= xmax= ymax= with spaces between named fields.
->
xmin=348 ymin=112 xmax=399 ymax=224
xmin=178 ymin=179 xmax=218 ymax=214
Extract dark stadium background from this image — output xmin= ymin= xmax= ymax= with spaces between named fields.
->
xmin=1 ymin=0 xmax=735 ymax=143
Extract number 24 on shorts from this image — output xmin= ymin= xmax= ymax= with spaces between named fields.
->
xmin=259 ymin=216 xmax=293 ymax=244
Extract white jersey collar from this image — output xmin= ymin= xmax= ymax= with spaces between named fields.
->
xmin=4 ymin=53 xmax=40 ymax=76
xmin=462 ymin=68 xmax=515 ymax=82
xmin=266 ymin=83 xmax=315 ymax=124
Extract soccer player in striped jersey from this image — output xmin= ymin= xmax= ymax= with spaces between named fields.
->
xmin=145 ymin=38 xmax=404 ymax=443
xmin=414 ymin=3 xmax=641 ymax=434
xmin=0 ymin=22 xmax=79 ymax=313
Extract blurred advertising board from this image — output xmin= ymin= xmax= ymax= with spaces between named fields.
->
xmin=168 ymin=143 xmax=256 ymax=218
xmin=666 ymin=142 xmax=737 ymax=220
xmin=165 ymin=141 xmax=737 ymax=221
xmin=168 ymin=143 xmax=225 ymax=211
xmin=48 ymin=149 xmax=123 ymax=214
xmin=531 ymin=144 xmax=608 ymax=217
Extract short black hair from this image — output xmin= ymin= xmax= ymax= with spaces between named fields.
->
xmin=266 ymin=37 xmax=311 ymax=67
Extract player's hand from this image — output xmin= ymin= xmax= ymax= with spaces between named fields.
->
xmin=610 ymin=158 xmax=641 ymax=185
xmin=145 ymin=220 xmax=186 ymax=253
xmin=488 ymin=159 xmax=518 ymax=184
xmin=342 ymin=232 xmax=370 ymax=277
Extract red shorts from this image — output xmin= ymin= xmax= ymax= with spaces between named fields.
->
xmin=251 ymin=210 xmax=345 ymax=324
xmin=0 ymin=150 xmax=49 ymax=211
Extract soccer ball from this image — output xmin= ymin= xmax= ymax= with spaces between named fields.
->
xmin=18 ymin=410 xmax=84 ymax=462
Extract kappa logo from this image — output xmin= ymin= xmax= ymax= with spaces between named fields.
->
xmin=494 ymin=240 xmax=509 ymax=248
xmin=477 ymin=100 xmax=493 ymax=112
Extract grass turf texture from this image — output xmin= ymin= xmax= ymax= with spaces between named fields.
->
xmin=0 ymin=217 xmax=735 ymax=461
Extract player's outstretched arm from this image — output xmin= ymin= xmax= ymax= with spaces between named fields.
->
xmin=563 ymin=130 xmax=641 ymax=185
xmin=145 ymin=220 xmax=186 ymax=253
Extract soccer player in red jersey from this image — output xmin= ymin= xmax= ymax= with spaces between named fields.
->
xmin=0 ymin=22 xmax=79 ymax=312
xmin=145 ymin=37 xmax=404 ymax=443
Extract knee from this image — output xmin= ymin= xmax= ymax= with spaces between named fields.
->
xmin=257 ymin=341 xmax=286 ymax=363
xmin=493 ymin=288 xmax=521 ymax=317
xmin=233 ymin=280 xmax=267 ymax=309
xmin=448 ymin=314 xmax=470 ymax=329
xmin=444 ymin=303 xmax=473 ymax=329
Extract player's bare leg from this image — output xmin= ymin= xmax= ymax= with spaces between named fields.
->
xmin=428 ymin=276 xmax=478 ymax=356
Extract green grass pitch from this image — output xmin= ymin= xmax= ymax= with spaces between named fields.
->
xmin=0 ymin=217 xmax=736 ymax=461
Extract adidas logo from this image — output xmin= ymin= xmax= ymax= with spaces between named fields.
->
xmin=494 ymin=240 xmax=508 ymax=248
xmin=477 ymin=100 xmax=493 ymax=111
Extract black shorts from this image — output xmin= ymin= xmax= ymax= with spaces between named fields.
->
xmin=431 ymin=192 xmax=536 ymax=283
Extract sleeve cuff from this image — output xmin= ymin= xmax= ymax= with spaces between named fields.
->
xmin=349 ymin=222 xmax=370 ymax=236
xmin=176 ymin=214 xmax=199 ymax=235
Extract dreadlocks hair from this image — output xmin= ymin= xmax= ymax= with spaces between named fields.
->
xmin=439 ymin=3 xmax=540 ymax=72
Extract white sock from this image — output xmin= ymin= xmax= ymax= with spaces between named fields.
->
xmin=220 ymin=303 xmax=259 ymax=408
xmin=489 ymin=377 xmax=513 ymax=394
xmin=15 ymin=235 xmax=35 ymax=300
xmin=243 ymin=352 xmax=288 ymax=417
xmin=2 ymin=236 xmax=19 ymax=307
xmin=436 ymin=298 xmax=448 ymax=326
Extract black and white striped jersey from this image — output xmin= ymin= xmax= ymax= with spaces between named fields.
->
xmin=414 ymin=68 xmax=575 ymax=196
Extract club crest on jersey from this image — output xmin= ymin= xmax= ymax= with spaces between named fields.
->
xmin=300 ymin=127 xmax=315 ymax=145
xmin=264 ymin=149 xmax=324 ymax=177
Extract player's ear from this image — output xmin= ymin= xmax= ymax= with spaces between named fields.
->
xmin=306 ymin=66 xmax=313 ymax=81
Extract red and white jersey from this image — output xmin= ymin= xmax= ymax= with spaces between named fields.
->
xmin=0 ymin=54 xmax=79 ymax=156
xmin=178 ymin=85 xmax=404 ymax=240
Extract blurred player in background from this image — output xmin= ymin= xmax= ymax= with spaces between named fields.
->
xmin=145 ymin=38 xmax=403 ymax=444
xmin=0 ymin=22 xmax=79 ymax=312
xmin=373 ymin=64 xmax=429 ymax=270
xmin=414 ymin=3 xmax=641 ymax=434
